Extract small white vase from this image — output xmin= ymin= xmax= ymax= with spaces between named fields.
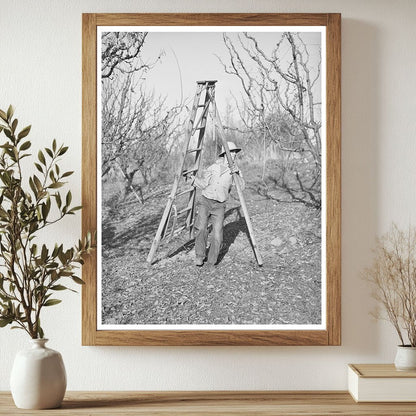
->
xmin=394 ymin=345 xmax=416 ymax=371
xmin=10 ymin=338 xmax=67 ymax=409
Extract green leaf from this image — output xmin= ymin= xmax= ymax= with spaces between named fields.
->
xmin=52 ymin=139 xmax=57 ymax=152
xmin=4 ymin=129 xmax=12 ymax=140
xmin=38 ymin=150 xmax=46 ymax=165
xmin=6 ymin=105 xmax=14 ymax=121
xmin=71 ymin=276 xmax=85 ymax=285
xmin=56 ymin=244 xmax=63 ymax=258
xmin=45 ymin=148 xmax=53 ymax=158
xmin=61 ymin=171 xmax=74 ymax=178
xmin=0 ymin=109 xmax=7 ymax=121
xmin=50 ymin=285 xmax=68 ymax=291
xmin=2 ymin=142 xmax=13 ymax=149
xmin=11 ymin=118 xmax=18 ymax=133
xmin=38 ymin=325 xmax=44 ymax=339
xmin=29 ymin=177 xmax=37 ymax=197
xmin=19 ymin=140 xmax=31 ymax=151
xmin=43 ymin=299 xmax=62 ymax=307
xmin=69 ymin=206 xmax=82 ymax=212
xmin=65 ymin=191 xmax=72 ymax=207
xmin=58 ymin=146 xmax=68 ymax=156
xmin=0 ymin=317 xmax=13 ymax=327
xmin=33 ymin=175 xmax=42 ymax=192
xmin=48 ymin=182 xmax=64 ymax=189
xmin=34 ymin=162 xmax=43 ymax=173
xmin=51 ymin=244 xmax=59 ymax=258
xmin=31 ymin=244 xmax=38 ymax=256
xmin=58 ymin=250 xmax=66 ymax=264
xmin=17 ymin=125 xmax=31 ymax=140
xmin=41 ymin=202 xmax=50 ymax=221
xmin=41 ymin=244 xmax=48 ymax=262
xmin=55 ymin=192 xmax=62 ymax=208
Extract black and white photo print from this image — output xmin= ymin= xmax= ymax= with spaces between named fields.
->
xmin=97 ymin=27 xmax=326 ymax=330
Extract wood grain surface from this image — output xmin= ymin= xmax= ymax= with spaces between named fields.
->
xmin=82 ymin=13 xmax=98 ymax=346
xmin=82 ymin=13 xmax=341 ymax=346
xmin=95 ymin=13 xmax=330 ymax=27
xmin=350 ymin=364 xmax=416 ymax=378
xmin=326 ymin=12 xmax=342 ymax=347
xmin=1 ymin=391 xmax=416 ymax=415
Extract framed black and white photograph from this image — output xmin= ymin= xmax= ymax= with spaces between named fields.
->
xmin=82 ymin=13 xmax=341 ymax=346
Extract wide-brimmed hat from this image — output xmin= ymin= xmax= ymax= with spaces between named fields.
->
xmin=219 ymin=141 xmax=241 ymax=157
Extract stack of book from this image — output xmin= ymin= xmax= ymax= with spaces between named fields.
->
xmin=348 ymin=364 xmax=416 ymax=402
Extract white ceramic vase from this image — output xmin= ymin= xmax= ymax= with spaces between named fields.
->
xmin=10 ymin=338 xmax=67 ymax=409
xmin=394 ymin=345 xmax=416 ymax=371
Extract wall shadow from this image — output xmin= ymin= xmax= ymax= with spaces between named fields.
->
xmin=340 ymin=18 xmax=381 ymax=357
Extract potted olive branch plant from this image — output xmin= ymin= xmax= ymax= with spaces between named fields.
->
xmin=0 ymin=105 xmax=94 ymax=409
xmin=363 ymin=223 xmax=416 ymax=370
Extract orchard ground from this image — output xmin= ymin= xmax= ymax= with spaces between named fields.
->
xmin=101 ymin=163 xmax=322 ymax=326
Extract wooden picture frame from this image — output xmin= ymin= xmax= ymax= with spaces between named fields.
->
xmin=82 ymin=13 xmax=341 ymax=346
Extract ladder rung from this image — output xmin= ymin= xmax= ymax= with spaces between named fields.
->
xmin=197 ymin=104 xmax=206 ymax=108
xmin=177 ymin=188 xmax=195 ymax=197
xmin=187 ymin=147 xmax=202 ymax=153
xmin=173 ymin=225 xmax=186 ymax=234
xmin=161 ymin=226 xmax=182 ymax=241
xmin=173 ymin=222 xmax=195 ymax=237
xmin=182 ymin=167 xmax=198 ymax=175
xmin=162 ymin=220 xmax=194 ymax=242
xmin=177 ymin=206 xmax=192 ymax=216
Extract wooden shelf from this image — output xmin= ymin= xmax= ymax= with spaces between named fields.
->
xmin=2 ymin=391 xmax=416 ymax=415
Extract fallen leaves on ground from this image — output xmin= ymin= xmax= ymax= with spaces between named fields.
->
xmin=101 ymin=174 xmax=322 ymax=326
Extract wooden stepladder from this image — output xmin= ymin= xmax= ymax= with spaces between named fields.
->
xmin=146 ymin=81 xmax=263 ymax=266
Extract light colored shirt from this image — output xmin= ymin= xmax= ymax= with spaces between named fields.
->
xmin=192 ymin=159 xmax=245 ymax=203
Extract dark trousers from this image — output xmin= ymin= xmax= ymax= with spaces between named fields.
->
xmin=194 ymin=195 xmax=226 ymax=265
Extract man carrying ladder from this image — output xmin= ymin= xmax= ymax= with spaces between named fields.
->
xmin=186 ymin=142 xmax=244 ymax=267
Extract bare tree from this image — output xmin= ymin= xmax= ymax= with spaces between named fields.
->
xmin=363 ymin=224 xmax=416 ymax=347
xmin=101 ymin=32 xmax=162 ymax=79
xmin=220 ymin=32 xmax=322 ymax=209
xmin=100 ymin=31 xmax=188 ymax=203
xmin=102 ymin=74 xmax=185 ymax=203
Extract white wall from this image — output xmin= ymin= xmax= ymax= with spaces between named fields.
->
xmin=1 ymin=0 xmax=416 ymax=391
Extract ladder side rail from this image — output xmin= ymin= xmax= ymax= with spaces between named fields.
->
xmin=193 ymin=86 xmax=213 ymax=168
xmin=161 ymin=203 xmax=174 ymax=240
xmin=146 ymin=84 xmax=205 ymax=264
xmin=186 ymin=85 xmax=215 ymax=232
xmin=189 ymin=91 xmax=214 ymax=138
xmin=214 ymin=107 xmax=264 ymax=266
xmin=187 ymin=94 xmax=217 ymax=235
xmin=167 ymin=205 xmax=178 ymax=242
